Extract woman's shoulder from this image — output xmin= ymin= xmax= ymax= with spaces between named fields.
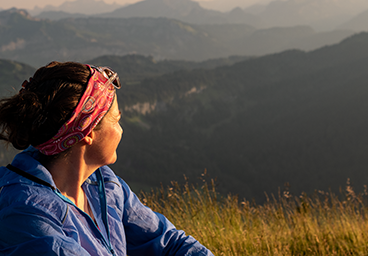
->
xmin=0 ymin=166 xmax=68 ymax=225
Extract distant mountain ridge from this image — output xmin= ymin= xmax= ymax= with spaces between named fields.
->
xmin=339 ymin=9 xmax=368 ymax=31
xmin=36 ymin=11 xmax=88 ymax=20
xmin=20 ymin=0 xmax=368 ymax=31
xmin=0 ymin=8 xmax=355 ymax=67
xmin=29 ymin=0 xmax=123 ymax=16
xmin=199 ymin=0 xmax=268 ymax=12
xmin=98 ymin=0 xmax=262 ymax=27
xmin=0 ymin=8 xmax=34 ymax=24
xmin=257 ymin=0 xmax=368 ymax=31
xmin=27 ymin=0 xmax=263 ymax=26
xmin=98 ymin=0 xmax=368 ymax=31
xmin=0 ymin=54 xmax=251 ymax=98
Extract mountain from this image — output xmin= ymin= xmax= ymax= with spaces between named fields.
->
xmin=0 ymin=9 xmax=355 ymax=67
xmin=87 ymin=54 xmax=251 ymax=86
xmin=257 ymin=0 xmax=368 ymax=31
xmin=199 ymin=0 xmax=271 ymax=12
xmin=35 ymin=11 xmax=88 ymax=20
xmin=99 ymin=0 xmax=262 ymax=27
xmin=29 ymin=0 xmax=123 ymax=16
xmin=339 ymin=9 xmax=368 ymax=31
xmin=0 ymin=9 xmax=229 ymax=66
xmin=0 ymin=58 xmax=35 ymax=96
xmin=243 ymin=3 xmax=267 ymax=15
xmin=194 ymin=24 xmax=354 ymax=57
xmin=0 ymin=54 xmax=251 ymax=99
xmin=0 ymin=8 xmax=33 ymax=24
xmin=102 ymin=32 xmax=368 ymax=201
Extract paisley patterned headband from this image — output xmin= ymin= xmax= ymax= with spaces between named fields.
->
xmin=36 ymin=64 xmax=121 ymax=155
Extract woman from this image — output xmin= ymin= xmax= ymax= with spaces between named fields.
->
xmin=0 ymin=62 xmax=213 ymax=255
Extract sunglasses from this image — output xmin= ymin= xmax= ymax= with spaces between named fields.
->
xmin=90 ymin=65 xmax=121 ymax=89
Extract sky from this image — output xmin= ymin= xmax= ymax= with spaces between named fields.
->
xmin=0 ymin=0 xmax=265 ymax=11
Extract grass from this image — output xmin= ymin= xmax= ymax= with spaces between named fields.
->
xmin=139 ymin=176 xmax=368 ymax=255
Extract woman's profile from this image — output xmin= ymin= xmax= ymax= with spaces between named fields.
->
xmin=0 ymin=61 xmax=213 ymax=255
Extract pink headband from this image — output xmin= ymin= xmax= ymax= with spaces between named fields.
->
xmin=36 ymin=65 xmax=119 ymax=155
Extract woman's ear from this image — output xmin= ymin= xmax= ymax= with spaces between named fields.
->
xmin=83 ymin=131 xmax=94 ymax=145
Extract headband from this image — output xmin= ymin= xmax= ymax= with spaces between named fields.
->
xmin=35 ymin=65 xmax=119 ymax=155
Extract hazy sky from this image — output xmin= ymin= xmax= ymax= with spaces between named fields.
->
xmin=0 ymin=0 xmax=264 ymax=10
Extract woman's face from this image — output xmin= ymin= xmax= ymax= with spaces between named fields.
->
xmin=90 ymin=97 xmax=123 ymax=167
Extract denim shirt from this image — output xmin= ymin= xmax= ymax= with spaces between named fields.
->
xmin=0 ymin=147 xmax=213 ymax=256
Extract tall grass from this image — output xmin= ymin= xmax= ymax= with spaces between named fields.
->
xmin=139 ymin=176 xmax=368 ymax=255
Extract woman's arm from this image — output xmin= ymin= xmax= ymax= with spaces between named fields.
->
xmin=117 ymin=177 xmax=214 ymax=256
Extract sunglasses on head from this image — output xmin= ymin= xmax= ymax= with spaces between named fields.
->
xmin=90 ymin=65 xmax=121 ymax=89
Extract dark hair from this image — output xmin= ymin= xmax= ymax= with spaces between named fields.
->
xmin=0 ymin=61 xmax=90 ymax=152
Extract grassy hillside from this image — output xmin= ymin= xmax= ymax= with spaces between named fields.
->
xmin=142 ymin=178 xmax=368 ymax=255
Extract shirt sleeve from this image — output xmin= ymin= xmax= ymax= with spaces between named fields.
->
xmin=0 ymin=202 xmax=90 ymax=256
xmin=117 ymin=177 xmax=214 ymax=256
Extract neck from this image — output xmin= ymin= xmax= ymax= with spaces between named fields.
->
xmin=45 ymin=145 xmax=97 ymax=212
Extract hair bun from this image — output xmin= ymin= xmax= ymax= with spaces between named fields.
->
xmin=0 ymin=61 xmax=90 ymax=152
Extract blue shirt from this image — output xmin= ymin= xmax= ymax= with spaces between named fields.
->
xmin=0 ymin=147 xmax=214 ymax=256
